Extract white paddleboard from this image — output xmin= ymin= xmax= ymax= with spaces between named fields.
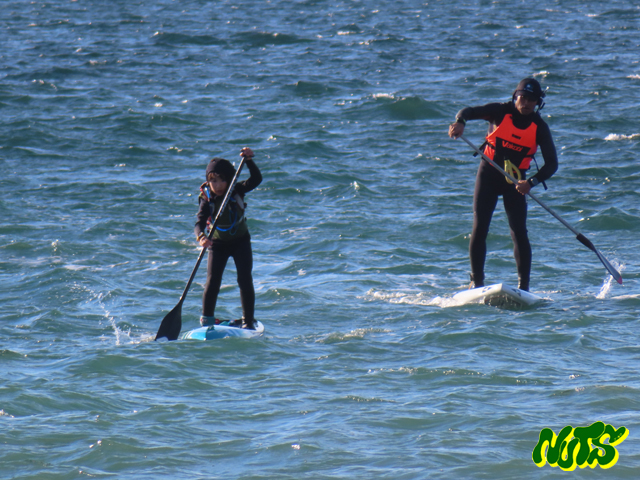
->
xmin=451 ymin=283 xmax=543 ymax=308
xmin=180 ymin=320 xmax=265 ymax=341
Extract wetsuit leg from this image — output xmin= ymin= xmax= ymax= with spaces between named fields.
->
xmin=231 ymin=237 xmax=255 ymax=324
xmin=470 ymin=165 xmax=500 ymax=286
xmin=503 ymin=186 xmax=531 ymax=290
xmin=203 ymin=247 xmax=231 ymax=317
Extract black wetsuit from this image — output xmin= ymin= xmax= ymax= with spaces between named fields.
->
xmin=194 ymin=158 xmax=262 ymax=321
xmin=456 ymin=102 xmax=558 ymax=289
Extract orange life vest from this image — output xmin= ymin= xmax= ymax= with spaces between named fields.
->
xmin=483 ymin=114 xmax=538 ymax=170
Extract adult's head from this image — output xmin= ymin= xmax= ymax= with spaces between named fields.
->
xmin=513 ymin=78 xmax=546 ymax=115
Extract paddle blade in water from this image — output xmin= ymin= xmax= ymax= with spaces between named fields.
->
xmin=577 ymin=234 xmax=623 ymax=285
xmin=595 ymin=250 xmax=623 ymax=285
xmin=155 ymin=301 xmax=183 ymax=341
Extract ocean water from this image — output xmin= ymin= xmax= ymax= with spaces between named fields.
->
xmin=1 ymin=0 xmax=639 ymax=478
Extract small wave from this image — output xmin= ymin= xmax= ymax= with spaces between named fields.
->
xmin=336 ymin=23 xmax=364 ymax=35
xmin=366 ymin=289 xmax=439 ymax=306
xmin=580 ymin=207 xmax=640 ymax=231
xmin=278 ymin=139 xmax=343 ymax=159
xmin=291 ymin=81 xmax=337 ymax=97
xmin=118 ymin=15 xmax=145 ymax=25
xmin=13 ymin=146 xmax=65 ymax=158
xmin=152 ymin=31 xmax=225 ymax=46
xmin=236 ymin=31 xmax=311 ymax=47
xmin=0 ymin=349 xmax=22 ymax=360
xmin=612 ymin=294 xmax=640 ymax=303
xmin=22 ymin=67 xmax=84 ymax=81
xmin=341 ymin=395 xmax=393 ymax=403
xmin=604 ymin=133 xmax=640 ymax=141
xmin=475 ymin=21 xmax=509 ymax=31
xmin=373 ymin=94 xmax=442 ymax=120
xmin=360 ymin=34 xmax=406 ymax=46
xmin=319 ymin=327 xmax=390 ymax=344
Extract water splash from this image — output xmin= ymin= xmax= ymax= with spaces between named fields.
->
xmin=78 ymin=286 xmax=146 ymax=345
xmin=106 ymin=310 xmax=129 ymax=346
xmin=596 ymin=260 xmax=625 ymax=299
xmin=365 ymin=289 xmax=447 ymax=306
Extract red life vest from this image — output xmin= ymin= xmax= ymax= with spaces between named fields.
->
xmin=484 ymin=114 xmax=538 ymax=170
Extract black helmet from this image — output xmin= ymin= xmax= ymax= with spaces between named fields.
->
xmin=205 ymin=158 xmax=236 ymax=182
xmin=514 ymin=78 xmax=545 ymax=101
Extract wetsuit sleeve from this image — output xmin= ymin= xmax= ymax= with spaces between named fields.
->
xmin=235 ymin=158 xmax=263 ymax=195
xmin=194 ymin=195 xmax=211 ymax=239
xmin=530 ymin=120 xmax=558 ymax=184
xmin=455 ymin=103 xmax=506 ymax=124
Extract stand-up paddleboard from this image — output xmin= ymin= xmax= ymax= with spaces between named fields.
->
xmin=180 ymin=320 xmax=265 ymax=341
xmin=452 ymin=284 xmax=543 ymax=308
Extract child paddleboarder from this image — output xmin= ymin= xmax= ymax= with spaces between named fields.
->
xmin=194 ymin=147 xmax=262 ymax=329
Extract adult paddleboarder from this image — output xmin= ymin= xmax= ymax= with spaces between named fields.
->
xmin=448 ymin=78 xmax=558 ymax=291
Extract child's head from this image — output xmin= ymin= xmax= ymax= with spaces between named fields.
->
xmin=205 ymin=158 xmax=236 ymax=195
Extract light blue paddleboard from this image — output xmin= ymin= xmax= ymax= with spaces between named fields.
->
xmin=180 ymin=321 xmax=265 ymax=341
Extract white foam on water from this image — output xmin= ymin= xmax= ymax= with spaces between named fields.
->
xmin=364 ymin=288 xmax=464 ymax=307
xmin=604 ymin=133 xmax=640 ymax=141
xmin=596 ymin=260 xmax=625 ymax=299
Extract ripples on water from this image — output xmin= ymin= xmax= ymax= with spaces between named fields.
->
xmin=1 ymin=0 xmax=640 ymax=478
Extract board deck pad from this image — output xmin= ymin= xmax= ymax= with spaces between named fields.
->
xmin=451 ymin=283 xmax=543 ymax=308
xmin=180 ymin=320 xmax=265 ymax=341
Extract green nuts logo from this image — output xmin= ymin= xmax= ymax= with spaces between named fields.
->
xmin=533 ymin=422 xmax=628 ymax=471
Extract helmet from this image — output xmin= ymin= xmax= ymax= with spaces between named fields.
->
xmin=205 ymin=158 xmax=236 ymax=182
xmin=513 ymin=78 xmax=546 ymax=109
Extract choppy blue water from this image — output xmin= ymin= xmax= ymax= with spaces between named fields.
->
xmin=1 ymin=0 xmax=640 ymax=478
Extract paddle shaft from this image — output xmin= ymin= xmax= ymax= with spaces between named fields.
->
xmin=459 ymin=135 xmax=622 ymax=284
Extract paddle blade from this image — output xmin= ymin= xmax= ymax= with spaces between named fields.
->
xmin=155 ymin=301 xmax=183 ymax=341
xmin=595 ymin=249 xmax=623 ymax=285
xmin=576 ymin=234 xmax=622 ymax=285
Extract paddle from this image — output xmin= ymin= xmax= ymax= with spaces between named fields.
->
xmin=459 ymin=135 xmax=622 ymax=285
xmin=155 ymin=155 xmax=249 ymax=341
